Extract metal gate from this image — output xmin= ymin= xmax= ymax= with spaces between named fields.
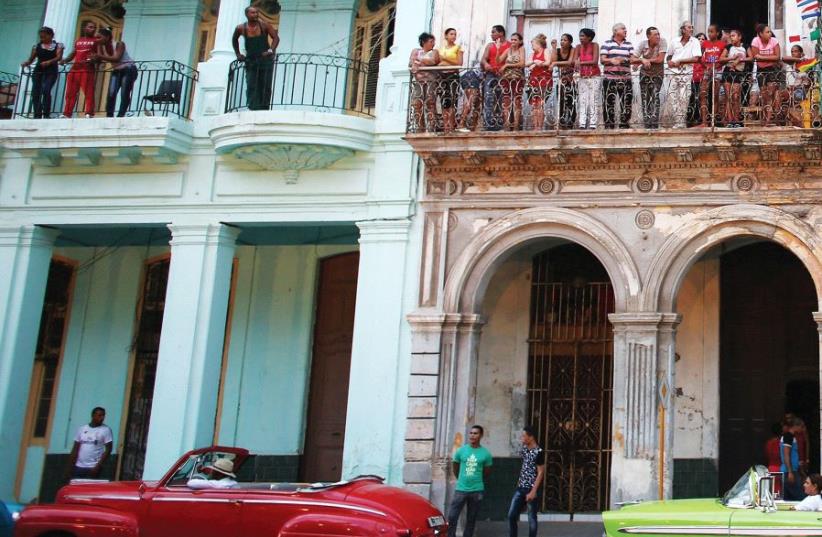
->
xmin=527 ymin=252 xmax=614 ymax=514
xmin=119 ymin=258 xmax=169 ymax=481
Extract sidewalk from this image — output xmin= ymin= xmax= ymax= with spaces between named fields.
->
xmin=475 ymin=521 xmax=604 ymax=537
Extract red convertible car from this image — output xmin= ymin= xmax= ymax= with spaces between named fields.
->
xmin=14 ymin=446 xmax=446 ymax=537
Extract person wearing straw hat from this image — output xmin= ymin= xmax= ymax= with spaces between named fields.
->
xmin=187 ymin=458 xmax=239 ymax=489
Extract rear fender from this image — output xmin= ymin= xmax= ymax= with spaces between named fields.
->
xmin=14 ymin=504 xmax=138 ymax=537
xmin=280 ymin=513 xmax=383 ymax=537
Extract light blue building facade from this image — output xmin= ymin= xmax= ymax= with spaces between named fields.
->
xmin=0 ymin=0 xmax=428 ymax=503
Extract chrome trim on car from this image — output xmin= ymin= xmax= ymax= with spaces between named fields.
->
xmin=241 ymin=498 xmax=387 ymax=517
xmin=619 ymin=527 xmax=822 ymax=536
xmin=152 ymin=497 xmax=234 ymax=503
xmin=65 ymin=495 xmax=140 ymax=501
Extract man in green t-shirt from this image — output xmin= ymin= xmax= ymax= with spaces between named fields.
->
xmin=447 ymin=425 xmax=493 ymax=537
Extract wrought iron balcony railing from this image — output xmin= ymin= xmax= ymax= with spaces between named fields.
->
xmin=0 ymin=71 xmax=19 ymax=119
xmin=226 ymin=53 xmax=374 ymax=116
xmin=16 ymin=60 xmax=198 ymax=120
xmin=406 ymin=64 xmax=821 ymax=133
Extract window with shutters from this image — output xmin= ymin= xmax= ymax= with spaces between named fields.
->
xmin=196 ymin=0 xmax=280 ymax=64
xmin=348 ymin=0 xmax=395 ymax=114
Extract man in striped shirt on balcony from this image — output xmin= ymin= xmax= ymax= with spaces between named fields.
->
xmin=600 ymin=23 xmax=634 ymax=129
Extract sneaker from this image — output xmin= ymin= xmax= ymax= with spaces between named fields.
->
xmin=59 ymin=114 xmax=70 ymax=119
xmin=84 ymin=114 xmax=93 ymax=118
xmin=456 ymin=127 xmax=471 ymax=133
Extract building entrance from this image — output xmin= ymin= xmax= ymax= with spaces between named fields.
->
xmin=527 ymin=244 xmax=614 ymax=514
xmin=710 ymin=0 xmax=768 ymax=42
xmin=718 ymin=242 xmax=818 ymax=491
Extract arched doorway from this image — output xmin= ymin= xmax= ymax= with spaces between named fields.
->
xmin=471 ymin=241 xmax=615 ymax=517
xmin=528 ymin=244 xmax=615 ymax=514
xmin=672 ymin=238 xmax=819 ymax=496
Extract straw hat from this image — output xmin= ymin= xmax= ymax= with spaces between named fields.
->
xmin=208 ymin=458 xmax=236 ymax=478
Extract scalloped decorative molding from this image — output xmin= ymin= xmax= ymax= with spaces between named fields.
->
xmin=233 ymin=143 xmax=354 ymax=183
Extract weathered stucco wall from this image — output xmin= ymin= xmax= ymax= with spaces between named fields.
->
xmin=474 ymin=250 xmax=532 ymax=457
xmin=431 ymin=0 xmax=508 ymax=67
xmin=673 ymin=257 xmax=720 ymax=460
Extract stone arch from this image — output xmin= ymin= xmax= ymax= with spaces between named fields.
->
xmin=644 ymin=204 xmax=822 ymax=312
xmin=442 ymin=207 xmax=641 ymax=315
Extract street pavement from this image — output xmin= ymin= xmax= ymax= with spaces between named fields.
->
xmin=476 ymin=521 xmax=604 ymax=536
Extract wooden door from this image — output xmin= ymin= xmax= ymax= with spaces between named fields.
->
xmin=301 ymin=252 xmax=359 ymax=482
xmin=719 ymin=242 xmax=817 ymax=491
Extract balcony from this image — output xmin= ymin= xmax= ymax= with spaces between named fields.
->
xmin=211 ymin=53 xmax=375 ymax=178
xmin=0 ymin=71 xmax=19 ymax=119
xmin=14 ymin=61 xmax=197 ymax=120
xmin=404 ymin=66 xmax=822 ymax=201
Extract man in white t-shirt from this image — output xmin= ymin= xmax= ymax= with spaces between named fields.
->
xmin=664 ymin=21 xmax=702 ymax=127
xmin=67 ymin=407 xmax=113 ymax=479
xmin=187 ymin=458 xmax=239 ymax=489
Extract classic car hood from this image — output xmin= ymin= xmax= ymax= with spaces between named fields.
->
xmin=57 ymin=480 xmax=143 ymax=504
xmin=616 ymin=498 xmax=726 ymax=514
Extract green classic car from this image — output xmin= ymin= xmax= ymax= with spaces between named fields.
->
xmin=603 ymin=465 xmax=822 ymax=536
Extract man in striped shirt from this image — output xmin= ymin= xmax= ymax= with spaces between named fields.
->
xmin=600 ymin=23 xmax=634 ymax=129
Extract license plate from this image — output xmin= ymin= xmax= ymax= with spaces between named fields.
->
xmin=428 ymin=516 xmax=445 ymax=527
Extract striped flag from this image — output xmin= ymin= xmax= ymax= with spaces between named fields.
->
xmin=799 ymin=0 xmax=817 ymax=8
xmin=798 ymin=58 xmax=819 ymax=71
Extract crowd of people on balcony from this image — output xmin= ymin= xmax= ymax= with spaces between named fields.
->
xmin=409 ymin=21 xmax=820 ymax=132
xmin=21 ymin=20 xmax=136 ymax=118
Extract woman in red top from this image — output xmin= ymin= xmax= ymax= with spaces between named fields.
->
xmin=687 ymin=32 xmax=707 ymax=126
xmin=765 ymin=423 xmax=783 ymax=496
xmin=527 ymin=33 xmax=551 ymax=130
xmin=60 ymin=20 xmax=101 ymax=118
xmin=699 ymin=24 xmax=724 ymax=127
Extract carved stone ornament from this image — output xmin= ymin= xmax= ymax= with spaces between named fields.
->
xmin=635 ymin=210 xmax=655 ymax=229
xmin=536 ymin=178 xmax=556 ymax=195
xmin=760 ymin=147 xmax=779 ymax=161
xmin=732 ymin=173 xmax=758 ymax=192
xmin=233 ymin=144 xmax=354 ymax=183
xmin=634 ymin=175 xmax=657 ymax=193
xmin=805 ymin=146 xmax=822 ymax=161
xmin=717 ymin=148 xmax=736 ymax=162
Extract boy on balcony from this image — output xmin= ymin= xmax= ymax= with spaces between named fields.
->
xmin=59 ymin=20 xmax=100 ymax=118
xmin=233 ymin=6 xmax=279 ymax=111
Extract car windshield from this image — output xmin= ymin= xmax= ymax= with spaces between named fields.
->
xmin=166 ymin=451 xmax=241 ymax=487
xmin=722 ymin=465 xmax=768 ymax=508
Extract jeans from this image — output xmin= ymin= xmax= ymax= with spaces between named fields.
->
xmin=507 ymin=487 xmax=539 ymax=537
xmin=31 ymin=70 xmax=58 ymax=119
xmin=639 ymin=75 xmax=662 ymax=128
xmin=447 ymin=491 xmax=483 ymax=537
xmin=482 ymin=73 xmax=502 ymax=131
xmin=71 ymin=466 xmax=96 ymax=479
xmin=106 ymin=65 xmax=138 ymax=117
xmin=602 ymin=78 xmax=632 ymax=128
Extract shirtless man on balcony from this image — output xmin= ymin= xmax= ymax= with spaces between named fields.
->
xmin=232 ymin=6 xmax=280 ymax=111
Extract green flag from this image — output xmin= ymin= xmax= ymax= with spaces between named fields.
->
xmin=812 ymin=28 xmax=822 ymax=41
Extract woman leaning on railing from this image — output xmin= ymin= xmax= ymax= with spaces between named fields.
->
xmin=438 ymin=28 xmax=464 ymax=132
xmin=409 ymin=32 xmax=440 ymax=133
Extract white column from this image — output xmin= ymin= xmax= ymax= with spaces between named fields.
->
xmin=342 ymin=220 xmax=411 ymax=480
xmin=141 ymin=224 xmax=239 ymax=479
xmin=212 ymin=0 xmax=247 ymax=59
xmin=0 ymin=226 xmax=58 ymax=500
xmin=608 ymin=312 xmax=680 ymax=506
xmin=42 ymin=0 xmax=81 ymax=47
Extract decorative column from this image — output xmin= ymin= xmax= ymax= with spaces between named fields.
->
xmin=211 ymin=0 xmax=247 ymax=59
xmin=193 ymin=0 xmax=246 ymax=115
xmin=42 ymin=0 xmax=81 ymax=47
xmin=404 ymin=312 xmax=484 ymax=510
xmin=813 ymin=312 xmax=822 ymax=477
xmin=608 ymin=312 xmax=681 ymax=506
xmin=141 ymin=224 xmax=239 ymax=479
xmin=0 ymin=226 xmax=58 ymax=499
xmin=341 ymin=220 xmax=411 ymax=481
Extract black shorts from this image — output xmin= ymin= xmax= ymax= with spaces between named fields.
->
xmin=438 ymin=72 xmax=460 ymax=108
xmin=460 ymin=70 xmax=482 ymax=90
xmin=757 ymin=66 xmax=781 ymax=88
xmin=722 ymin=70 xmax=746 ymax=84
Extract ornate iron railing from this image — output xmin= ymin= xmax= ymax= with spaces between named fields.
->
xmin=407 ymin=63 xmax=821 ymax=133
xmin=16 ymin=60 xmax=198 ymax=119
xmin=0 ymin=71 xmax=20 ymax=119
xmin=226 ymin=53 xmax=374 ymax=116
